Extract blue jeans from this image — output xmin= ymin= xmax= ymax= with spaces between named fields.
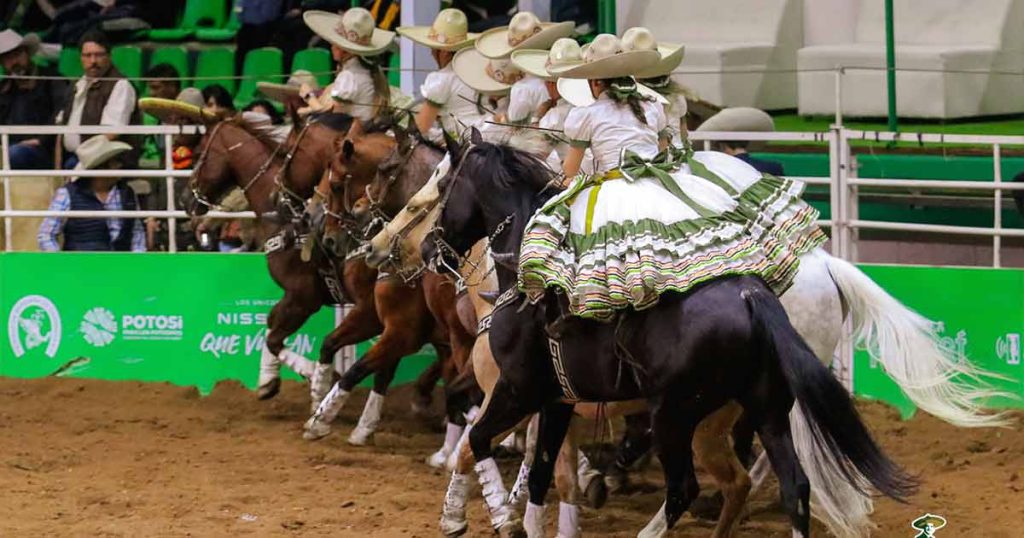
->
xmin=8 ymin=142 xmax=50 ymax=170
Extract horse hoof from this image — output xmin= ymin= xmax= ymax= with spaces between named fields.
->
xmin=256 ymin=378 xmax=280 ymax=400
xmin=496 ymin=520 xmax=526 ymax=538
xmin=440 ymin=520 xmax=468 ymax=537
xmin=347 ymin=427 xmax=374 ymax=446
xmin=303 ymin=416 xmax=331 ymax=441
xmin=584 ymin=473 xmax=608 ymax=509
xmin=688 ymin=491 xmax=724 ymax=521
xmin=410 ymin=395 xmax=433 ymax=420
xmin=426 ymin=449 xmax=450 ymax=469
xmin=604 ymin=469 xmax=628 ymax=494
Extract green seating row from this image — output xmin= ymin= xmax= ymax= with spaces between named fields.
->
xmin=147 ymin=0 xmax=240 ymax=42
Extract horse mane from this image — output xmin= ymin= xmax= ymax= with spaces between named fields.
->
xmin=464 ymin=139 xmax=555 ymax=196
xmin=308 ymin=112 xmax=354 ymax=133
xmin=227 ymin=114 xmax=287 ymax=148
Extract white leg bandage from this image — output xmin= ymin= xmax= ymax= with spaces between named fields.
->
xmin=576 ymin=450 xmax=601 ymax=493
xmin=279 ymin=348 xmax=315 ymax=378
xmin=258 ymin=343 xmax=281 ymax=389
xmin=524 ymin=502 xmax=547 ymax=538
xmin=348 ymin=390 xmax=385 ymax=445
xmin=507 ymin=458 xmax=532 ymax=512
xmin=427 ymin=422 xmax=464 ymax=468
xmin=476 ymin=457 xmax=514 ymax=530
xmin=555 ymin=502 xmax=580 ymax=538
xmin=638 ymin=502 xmax=669 ymax=538
xmin=446 ymin=406 xmax=480 ymax=471
xmin=303 ymin=383 xmax=349 ymax=440
xmin=309 ymin=363 xmax=334 ymax=413
xmin=440 ymin=471 xmax=470 ymax=536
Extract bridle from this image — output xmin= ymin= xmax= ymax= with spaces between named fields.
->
xmin=272 ymin=119 xmax=317 ymax=222
xmin=362 ymin=137 xmax=420 ymax=237
xmin=188 ymin=121 xmax=285 ymax=211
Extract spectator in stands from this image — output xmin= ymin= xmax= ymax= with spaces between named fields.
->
xmin=0 ymin=29 xmax=68 ymax=169
xmin=202 ymin=84 xmax=237 ymax=117
xmin=237 ymin=0 xmax=285 ymax=74
xmin=244 ymin=98 xmax=284 ymax=125
xmin=144 ymin=62 xmax=181 ymax=100
xmin=696 ymin=107 xmax=785 ymax=176
xmin=56 ymin=28 xmax=140 ymax=169
xmin=38 ymin=135 xmax=145 ymax=252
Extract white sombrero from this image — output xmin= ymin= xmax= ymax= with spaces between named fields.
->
xmin=475 ymin=11 xmax=574 ymax=59
xmin=0 ymin=29 xmax=39 ymax=56
xmin=695 ymin=107 xmax=775 ymax=132
xmin=452 ymin=48 xmax=523 ymax=96
xmin=556 ymin=77 xmax=668 ymax=108
xmin=138 ymin=97 xmax=219 ymax=124
xmin=257 ymin=70 xmax=320 ymax=102
xmin=547 ymin=32 xmax=659 ymax=80
xmin=75 ymin=136 xmax=132 ymax=170
xmin=397 ymin=8 xmax=479 ymax=51
xmin=510 ymin=37 xmax=582 ymax=80
xmin=635 ymin=43 xmax=685 ymax=79
xmin=304 ymin=8 xmax=395 ymax=56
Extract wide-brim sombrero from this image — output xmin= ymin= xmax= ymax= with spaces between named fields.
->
xmin=695 ymin=107 xmax=775 ymax=132
xmin=257 ymin=82 xmax=302 ymax=103
xmin=397 ymin=25 xmax=479 ymax=52
xmin=635 ymin=42 xmax=685 ymax=79
xmin=138 ymin=97 xmax=219 ymax=124
xmin=304 ymin=10 xmax=395 ymax=56
xmin=475 ymin=21 xmax=575 ymax=59
xmin=510 ymin=49 xmax=554 ymax=80
xmin=556 ymin=77 xmax=668 ymax=108
xmin=547 ymin=49 xmax=660 ymax=80
xmin=911 ymin=514 xmax=947 ymax=530
xmin=452 ymin=48 xmax=517 ymax=96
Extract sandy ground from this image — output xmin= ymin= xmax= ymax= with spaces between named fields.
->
xmin=0 ymin=377 xmax=1021 ymax=537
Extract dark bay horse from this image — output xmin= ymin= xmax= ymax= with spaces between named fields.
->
xmin=421 ymin=131 xmax=917 ymax=537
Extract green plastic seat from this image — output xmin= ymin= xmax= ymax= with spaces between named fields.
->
xmin=111 ymin=45 xmax=144 ymax=92
xmin=234 ymin=47 xmax=283 ymax=108
xmin=194 ymin=47 xmax=236 ymax=95
xmin=148 ymin=0 xmax=228 ymax=42
xmin=58 ymin=47 xmax=83 ymax=79
xmin=148 ymin=46 xmax=190 ymax=85
xmin=290 ymin=48 xmax=333 ymax=88
xmin=195 ymin=0 xmax=241 ymax=42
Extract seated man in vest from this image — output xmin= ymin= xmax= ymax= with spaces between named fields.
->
xmin=0 ymin=30 xmax=69 ymax=169
xmin=37 ymin=136 xmax=145 ymax=252
xmin=696 ymin=107 xmax=785 ymax=176
xmin=55 ymin=29 xmax=139 ymax=169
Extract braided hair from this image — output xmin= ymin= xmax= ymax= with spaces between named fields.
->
xmin=357 ymin=54 xmax=392 ymax=116
xmin=600 ymin=77 xmax=654 ymax=126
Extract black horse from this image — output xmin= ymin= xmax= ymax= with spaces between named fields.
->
xmin=423 ymin=129 xmax=917 ymax=537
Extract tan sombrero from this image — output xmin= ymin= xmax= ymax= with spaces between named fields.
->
xmin=138 ymin=97 xmax=219 ymax=124
xmin=257 ymin=70 xmax=320 ymax=102
xmin=74 ymin=136 xmax=132 ymax=170
xmin=304 ymin=8 xmax=395 ymax=56
xmin=0 ymin=29 xmax=39 ymax=56
xmin=557 ymin=77 xmax=668 ymax=108
xmin=397 ymin=8 xmax=479 ymax=51
xmin=547 ymin=33 xmax=659 ymax=80
xmin=695 ymin=107 xmax=775 ymax=132
xmin=635 ymin=43 xmax=685 ymax=79
xmin=475 ymin=11 xmax=574 ymax=59
xmin=452 ymin=48 xmax=523 ymax=96
xmin=510 ymin=37 xmax=582 ymax=80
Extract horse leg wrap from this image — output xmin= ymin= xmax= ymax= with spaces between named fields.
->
xmin=427 ymin=422 xmax=464 ymax=468
xmin=524 ymin=502 xmax=547 ymax=538
xmin=476 ymin=457 xmax=515 ymax=530
xmin=500 ymin=431 xmax=521 ymax=453
xmin=440 ymin=471 xmax=470 ymax=536
xmin=446 ymin=406 xmax=480 ymax=471
xmin=348 ymin=390 xmax=385 ymax=446
xmin=555 ymin=502 xmax=580 ymax=538
xmin=576 ymin=450 xmax=600 ymax=492
xmin=279 ymin=348 xmax=315 ymax=379
xmin=309 ymin=363 xmax=335 ymax=414
xmin=258 ymin=343 xmax=282 ymax=393
xmin=507 ymin=458 xmax=531 ymax=512
xmin=637 ymin=502 xmax=669 ymax=538
xmin=303 ymin=384 xmax=349 ymax=440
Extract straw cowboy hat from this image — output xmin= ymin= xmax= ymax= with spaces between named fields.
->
xmin=547 ymin=32 xmax=660 ymax=80
xmin=304 ymin=8 xmax=395 ymax=56
xmin=257 ymin=70 xmax=320 ymax=102
xmin=475 ymin=11 xmax=574 ymax=59
xmin=452 ymin=48 xmax=524 ymax=96
xmin=620 ymin=27 xmax=684 ymax=79
xmin=696 ymin=107 xmax=775 ymax=132
xmin=0 ymin=29 xmax=40 ymax=56
xmin=911 ymin=514 xmax=947 ymax=535
xmin=75 ymin=136 xmax=132 ymax=170
xmin=510 ymin=37 xmax=581 ymax=80
xmin=138 ymin=96 xmax=219 ymax=124
xmin=397 ymin=8 xmax=479 ymax=51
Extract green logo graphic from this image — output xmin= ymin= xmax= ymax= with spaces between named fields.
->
xmin=80 ymin=307 xmax=117 ymax=347
xmin=911 ymin=513 xmax=946 ymax=538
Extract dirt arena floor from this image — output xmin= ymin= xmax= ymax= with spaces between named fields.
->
xmin=0 ymin=377 xmax=1021 ymax=537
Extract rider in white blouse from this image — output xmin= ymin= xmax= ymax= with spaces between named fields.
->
xmin=562 ymin=89 xmax=668 ymax=177
xmin=506 ymin=75 xmax=549 ymax=124
xmin=329 ymin=56 xmax=381 ymax=123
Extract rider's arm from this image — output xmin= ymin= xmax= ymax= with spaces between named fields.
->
xmin=415 ymin=101 xmax=440 ymax=137
xmin=562 ymin=146 xmax=585 ymax=184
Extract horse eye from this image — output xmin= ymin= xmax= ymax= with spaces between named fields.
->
xmin=330 ymin=182 xmax=343 ymax=193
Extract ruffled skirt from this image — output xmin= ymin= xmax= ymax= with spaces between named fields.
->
xmin=518 ymin=150 xmax=827 ymax=320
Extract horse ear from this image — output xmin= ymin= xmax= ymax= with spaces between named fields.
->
xmin=393 ymin=121 xmax=412 ymax=152
xmin=342 ymin=139 xmax=355 ymax=161
xmin=470 ymin=127 xmax=483 ymax=145
xmin=443 ymin=130 xmax=462 ymax=160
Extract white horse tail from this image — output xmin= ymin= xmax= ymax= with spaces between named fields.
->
xmin=823 ymin=254 xmax=1012 ymax=427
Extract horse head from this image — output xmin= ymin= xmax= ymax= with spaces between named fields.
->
xmin=185 ymin=117 xmax=278 ymax=217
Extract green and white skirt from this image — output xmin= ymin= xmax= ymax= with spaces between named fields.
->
xmin=518 ymin=148 xmax=827 ymax=321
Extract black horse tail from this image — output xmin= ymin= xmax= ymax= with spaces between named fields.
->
xmin=744 ymin=285 xmax=918 ymax=502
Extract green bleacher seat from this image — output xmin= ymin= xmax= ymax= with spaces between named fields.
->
xmin=290 ymin=48 xmax=333 ymax=88
xmin=58 ymin=47 xmax=83 ymax=79
xmin=194 ymin=47 xmax=236 ymax=95
xmin=148 ymin=46 xmax=190 ymax=85
xmin=234 ymin=47 xmax=283 ymax=108
xmin=111 ymin=45 xmax=143 ymax=92
xmin=148 ymin=0 xmax=228 ymax=42
xmin=195 ymin=0 xmax=241 ymax=42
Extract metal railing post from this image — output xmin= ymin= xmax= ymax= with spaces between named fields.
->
xmin=2 ymin=134 xmax=11 ymax=252
xmin=834 ymin=67 xmax=844 ymax=128
xmin=165 ymin=133 xmax=177 ymax=253
xmin=827 ymin=128 xmax=841 ymax=257
xmin=993 ymin=143 xmax=1003 ymax=268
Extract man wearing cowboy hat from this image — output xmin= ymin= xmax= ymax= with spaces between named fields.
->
xmin=37 ymin=135 xmax=145 ymax=252
xmin=0 ymin=29 xmax=68 ymax=169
